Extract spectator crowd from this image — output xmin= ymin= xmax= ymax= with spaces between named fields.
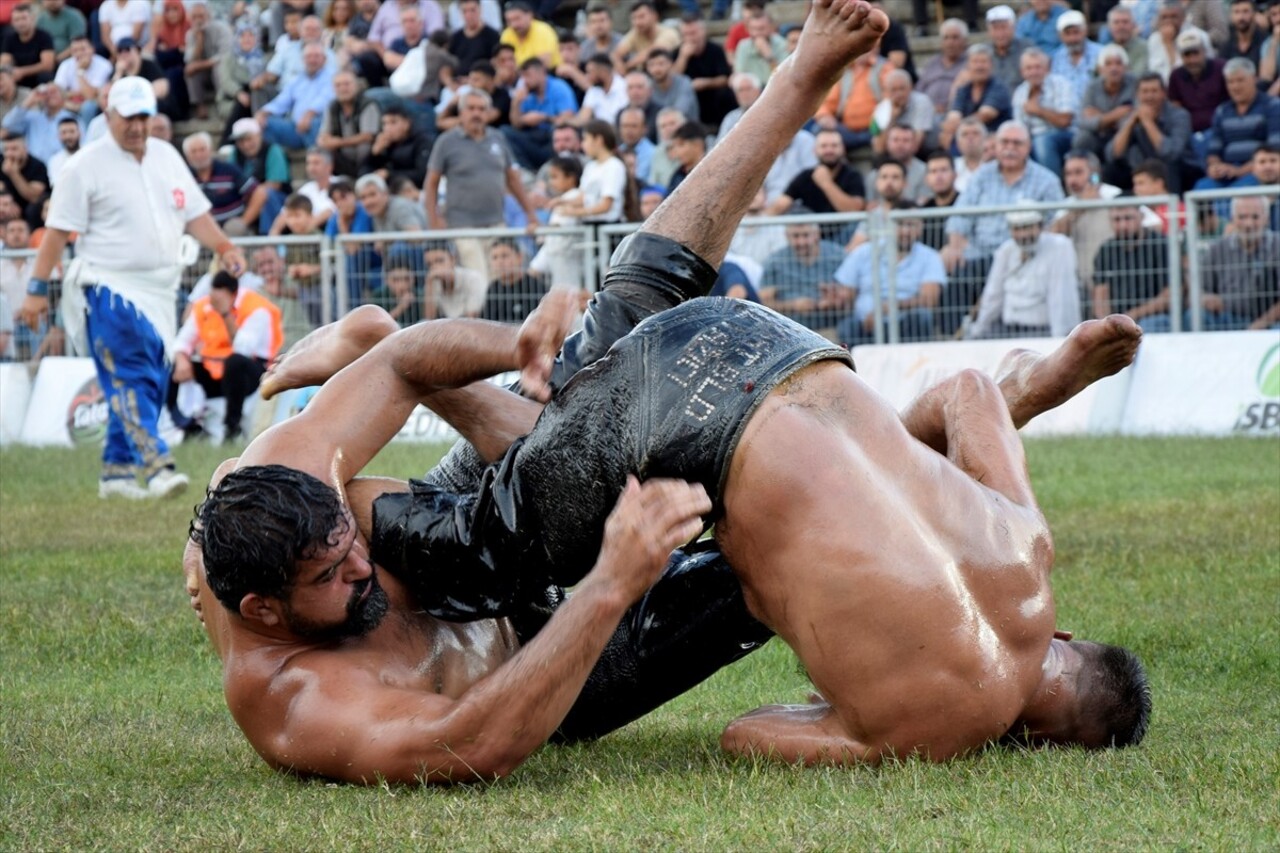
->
xmin=1 ymin=0 xmax=1277 ymax=371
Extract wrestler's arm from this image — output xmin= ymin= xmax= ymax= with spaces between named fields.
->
xmin=258 ymin=294 xmax=574 ymax=465
xmin=719 ymin=701 xmax=880 ymax=767
xmin=240 ymin=317 xmax=522 ymax=481
xmin=239 ymin=282 xmax=578 ymax=481
xmin=258 ymin=478 xmax=712 ymax=785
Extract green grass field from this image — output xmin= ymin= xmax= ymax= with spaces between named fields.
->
xmin=2 ymin=437 xmax=1278 ymax=850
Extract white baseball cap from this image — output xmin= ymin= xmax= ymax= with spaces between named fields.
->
xmin=1175 ymin=30 xmax=1205 ymax=52
xmin=986 ymin=5 xmax=1016 ymax=24
xmin=1006 ymin=207 xmax=1044 ymax=227
xmin=1056 ymin=9 xmax=1086 ymax=32
xmin=108 ymin=76 xmax=157 ymax=117
xmin=230 ymin=118 xmax=261 ymax=140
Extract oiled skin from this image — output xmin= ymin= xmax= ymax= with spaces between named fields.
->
xmin=718 ymin=362 xmax=1055 ymax=764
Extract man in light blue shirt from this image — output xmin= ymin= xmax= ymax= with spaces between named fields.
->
xmin=1016 ymin=0 xmax=1065 ymax=52
xmin=257 ymin=42 xmax=335 ymax=151
xmin=1012 ymin=47 xmax=1079 ymax=176
xmin=1050 ymin=10 xmax=1103 ymax=105
xmin=618 ymin=107 xmax=655 ymax=183
xmin=0 ymin=82 xmax=78 ymax=163
xmin=759 ymin=210 xmax=849 ymax=331
xmin=941 ymin=120 xmax=1065 ymax=335
xmin=834 ymin=200 xmax=946 ymax=346
xmin=503 ymin=57 xmax=578 ymax=170
xmin=265 ymin=16 xmax=339 ymax=90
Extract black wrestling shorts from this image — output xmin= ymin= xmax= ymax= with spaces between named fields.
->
xmin=373 ymin=297 xmax=852 ymax=600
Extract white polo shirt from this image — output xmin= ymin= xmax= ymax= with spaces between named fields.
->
xmin=53 ymin=54 xmax=114 ymax=95
xmin=582 ymin=75 xmax=629 ymax=125
xmin=47 ymin=134 xmax=211 ymax=273
xmin=49 ymin=133 xmax=213 ymax=351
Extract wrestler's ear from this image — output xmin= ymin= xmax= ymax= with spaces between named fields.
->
xmin=240 ymin=593 xmax=283 ymax=627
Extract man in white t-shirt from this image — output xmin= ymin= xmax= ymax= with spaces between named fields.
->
xmin=53 ymin=35 xmax=111 ymax=118
xmin=576 ymin=55 xmax=628 ymax=126
xmin=44 ymin=114 xmax=80 ymax=185
xmin=423 ymin=238 xmax=488 ymax=319
xmin=290 ymin=148 xmax=337 ymax=231
xmin=20 ymin=77 xmax=247 ymax=500
xmin=97 ymin=0 xmax=150 ymax=60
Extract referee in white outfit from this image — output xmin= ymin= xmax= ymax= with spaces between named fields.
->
xmin=21 ymin=77 xmax=248 ymax=500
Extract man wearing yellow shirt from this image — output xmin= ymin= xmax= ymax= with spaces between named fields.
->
xmin=500 ymin=1 xmax=561 ymax=69
xmin=612 ymin=0 xmax=682 ymax=72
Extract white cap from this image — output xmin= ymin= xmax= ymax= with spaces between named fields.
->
xmin=1056 ymin=9 xmax=1086 ymax=32
xmin=986 ymin=5 xmax=1016 ymax=24
xmin=1175 ymin=30 xmax=1205 ymax=52
xmin=108 ymin=76 xmax=156 ymax=117
xmin=1006 ymin=207 xmax=1044 ymax=227
xmin=230 ymin=117 xmax=261 ymax=140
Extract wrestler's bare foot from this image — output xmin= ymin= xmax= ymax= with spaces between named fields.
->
xmin=781 ymin=0 xmax=889 ymax=93
xmin=998 ymin=315 xmax=1142 ymax=429
xmin=260 ymin=305 xmax=398 ymax=400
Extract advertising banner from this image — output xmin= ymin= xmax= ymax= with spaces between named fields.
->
xmin=1122 ymin=332 xmax=1280 ymax=436
xmin=851 ymin=337 xmax=1133 ymax=436
xmin=0 ymin=363 xmax=32 ymax=446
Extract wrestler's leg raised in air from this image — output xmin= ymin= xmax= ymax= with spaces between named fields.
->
xmin=642 ymin=0 xmax=888 ymax=267
xmin=899 ymin=316 xmax=1143 ymax=461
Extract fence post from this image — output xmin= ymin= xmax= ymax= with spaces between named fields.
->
xmin=331 ymin=235 xmax=348 ymax=321
xmin=580 ymin=226 xmax=597 ymax=294
xmin=322 ymin=234 xmax=336 ymax=325
xmin=1165 ymin=193 xmax=1184 ymax=334
xmin=884 ymin=213 xmax=901 ymax=345
xmin=868 ymin=209 xmax=885 ymax=345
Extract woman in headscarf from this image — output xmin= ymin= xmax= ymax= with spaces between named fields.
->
xmin=215 ymin=22 xmax=268 ymax=144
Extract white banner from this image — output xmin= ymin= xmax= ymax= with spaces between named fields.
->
xmin=258 ymin=371 xmax=525 ymax=445
xmin=0 ymin=363 xmax=32 ymax=446
xmin=392 ymin=371 xmax=521 ymax=444
xmin=851 ymin=337 xmax=1133 ymax=436
xmin=18 ymin=357 xmax=102 ymax=447
xmin=12 ymin=340 xmax=1278 ymax=447
xmin=18 ymin=356 xmax=181 ymax=447
xmin=1122 ymin=332 xmax=1280 ymax=436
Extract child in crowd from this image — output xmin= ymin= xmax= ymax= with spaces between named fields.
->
xmin=273 ymin=194 xmax=326 ymax=325
xmin=379 ymin=256 xmax=423 ymax=327
xmin=529 ymin=155 xmax=585 ymax=288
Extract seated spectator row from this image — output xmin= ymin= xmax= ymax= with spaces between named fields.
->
xmin=3 ymin=176 xmax=1275 ymax=369
xmin=1 ymin=0 xmax=1278 ymax=366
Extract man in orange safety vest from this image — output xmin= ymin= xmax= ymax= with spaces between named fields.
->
xmin=169 ymin=270 xmax=283 ymax=441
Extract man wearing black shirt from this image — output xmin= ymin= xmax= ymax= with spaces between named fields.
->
xmin=766 ymin=128 xmax=866 ymax=215
xmin=1 ymin=3 xmax=55 ymax=86
xmin=0 ymin=135 xmax=48 ymax=228
xmin=449 ymin=0 xmax=501 ymax=75
xmin=368 ymin=104 xmax=432 ymax=188
xmin=344 ymin=0 xmax=388 ymax=87
xmin=1091 ymin=201 xmax=1173 ymax=332
xmin=112 ymin=38 xmax=172 ymax=116
xmin=673 ymin=13 xmax=734 ymax=130
xmin=875 ymin=10 xmax=917 ymax=81
xmin=481 ymin=238 xmax=547 ymax=324
xmin=920 ymin=149 xmax=959 ymax=251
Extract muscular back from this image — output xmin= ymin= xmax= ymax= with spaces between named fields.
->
xmin=717 ymin=362 xmax=1056 ymax=761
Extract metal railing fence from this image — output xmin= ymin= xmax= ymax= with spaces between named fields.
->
xmin=3 ymin=185 xmax=1275 ymax=369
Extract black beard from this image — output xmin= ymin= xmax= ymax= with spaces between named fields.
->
xmin=285 ymin=573 xmax=390 ymax=643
